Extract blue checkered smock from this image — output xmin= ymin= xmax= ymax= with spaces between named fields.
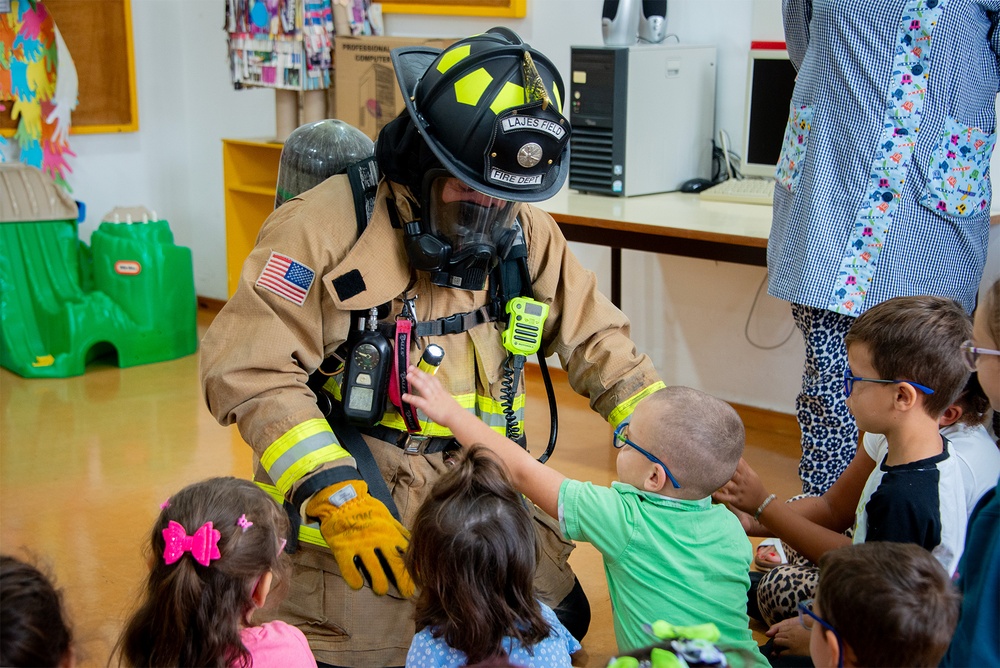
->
xmin=768 ymin=0 xmax=999 ymax=317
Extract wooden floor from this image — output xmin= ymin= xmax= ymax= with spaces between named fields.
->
xmin=0 ymin=308 xmax=802 ymax=667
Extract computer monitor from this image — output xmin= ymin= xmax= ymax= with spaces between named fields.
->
xmin=741 ymin=48 xmax=798 ymax=178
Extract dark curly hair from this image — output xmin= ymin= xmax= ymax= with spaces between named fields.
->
xmin=113 ymin=477 xmax=291 ymax=667
xmin=406 ymin=446 xmax=549 ymax=664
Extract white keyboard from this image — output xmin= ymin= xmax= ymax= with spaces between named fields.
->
xmin=699 ymin=178 xmax=775 ymax=206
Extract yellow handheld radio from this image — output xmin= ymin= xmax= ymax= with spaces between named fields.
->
xmin=501 ymin=297 xmax=549 ymax=356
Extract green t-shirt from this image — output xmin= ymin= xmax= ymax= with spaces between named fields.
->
xmin=559 ymin=479 xmax=766 ymax=666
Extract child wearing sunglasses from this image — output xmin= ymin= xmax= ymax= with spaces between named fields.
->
xmin=805 ymin=541 xmax=960 ymax=668
xmin=403 ymin=373 xmax=767 ymax=666
xmin=714 ymin=295 xmax=972 ymax=649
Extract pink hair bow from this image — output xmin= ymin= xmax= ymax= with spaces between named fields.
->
xmin=162 ymin=520 xmax=222 ymax=567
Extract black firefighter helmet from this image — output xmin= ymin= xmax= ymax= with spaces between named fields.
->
xmin=379 ymin=27 xmax=572 ymax=290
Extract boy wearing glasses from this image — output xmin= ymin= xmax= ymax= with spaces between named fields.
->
xmin=715 ymin=295 xmax=972 ymax=642
xmin=403 ymin=374 xmax=766 ymax=666
xmin=802 ymin=542 xmax=960 ymax=668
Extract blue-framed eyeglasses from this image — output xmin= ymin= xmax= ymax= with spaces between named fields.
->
xmin=613 ymin=422 xmax=680 ymax=489
xmin=843 ymin=365 xmax=935 ymax=398
xmin=798 ymin=600 xmax=844 ymax=668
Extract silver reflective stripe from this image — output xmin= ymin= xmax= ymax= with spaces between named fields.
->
xmin=265 ymin=430 xmax=338 ymax=483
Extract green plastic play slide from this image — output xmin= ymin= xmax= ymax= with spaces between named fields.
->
xmin=0 ymin=164 xmax=196 ymax=378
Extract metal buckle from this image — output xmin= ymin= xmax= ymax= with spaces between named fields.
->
xmin=403 ymin=434 xmax=429 ymax=455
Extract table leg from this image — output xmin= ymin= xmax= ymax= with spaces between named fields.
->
xmin=611 ymin=247 xmax=621 ymax=309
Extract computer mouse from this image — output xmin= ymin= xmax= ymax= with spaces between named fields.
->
xmin=680 ymin=178 xmax=713 ymax=193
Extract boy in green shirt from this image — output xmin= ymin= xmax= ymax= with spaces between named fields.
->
xmin=404 ymin=373 xmax=766 ymax=666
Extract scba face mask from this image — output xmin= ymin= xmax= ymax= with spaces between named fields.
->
xmin=422 ymin=171 xmax=518 ymax=290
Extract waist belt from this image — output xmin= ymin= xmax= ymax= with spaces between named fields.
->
xmin=362 ymin=424 xmax=457 ymax=455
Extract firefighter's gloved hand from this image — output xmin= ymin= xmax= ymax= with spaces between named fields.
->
xmin=306 ymin=480 xmax=414 ymax=597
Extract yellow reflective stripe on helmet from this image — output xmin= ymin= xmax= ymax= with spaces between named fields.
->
xmin=454 ymin=67 xmax=494 ymax=106
xmin=608 ymin=381 xmax=666 ymax=428
xmin=437 ymin=44 xmax=471 ymax=73
xmin=260 ymin=419 xmax=351 ymax=496
xmin=551 ymin=84 xmax=563 ymax=114
xmin=490 ymin=81 xmax=526 ymax=115
xmin=256 ymin=482 xmax=328 ymax=548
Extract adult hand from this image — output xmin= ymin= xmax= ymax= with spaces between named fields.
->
xmin=306 ymin=480 xmax=414 ymax=597
xmin=711 ymin=457 xmax=770 ymax=516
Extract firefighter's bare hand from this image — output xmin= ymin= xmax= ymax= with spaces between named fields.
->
xmin=306 ymin=480 xmax=414 ymax=597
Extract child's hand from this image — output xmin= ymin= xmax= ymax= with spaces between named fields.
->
xmin=403 ymin=366 xmax=467 ymax=428
xmin=765 ymin=617 xmax=811 ymax=657
xmin=711 ymin=457 xmax=769 ymax=516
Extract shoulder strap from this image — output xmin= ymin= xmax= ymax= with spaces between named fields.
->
xmin=324 ymin=407 xmax=401 ymax=521
xmin=346 ymin=157 xmax=380 ymax=237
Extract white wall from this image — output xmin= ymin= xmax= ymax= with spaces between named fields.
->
xmin=43 ymin=0 xmax=996 ymax=415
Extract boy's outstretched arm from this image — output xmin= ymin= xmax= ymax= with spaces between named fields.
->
xmin=404 ymin=366 xmax=566 ymax=517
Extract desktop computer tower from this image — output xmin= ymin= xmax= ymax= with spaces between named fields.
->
xmin=568 ymin=44 xmax=716 ymax=196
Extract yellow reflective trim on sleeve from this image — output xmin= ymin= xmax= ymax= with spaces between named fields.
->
xmin=261 ymin=419 xmax=351 ymax=496
xmin=490 ymin=81 xmax=526 ymax=115
xmin=454 ymin=67 xmax=494 ymax=106
xmin=608 ymin=381 xmax=666 ymax=428
xmin=437 ymin=44 xmax=471 ymax=73
xmin=274 ymin=445 xmax=352 ymax=497
xmin=261 ymin=419 xmax=336 ymax=470
xmin=256 ymin=482 xmax=329 ymax=548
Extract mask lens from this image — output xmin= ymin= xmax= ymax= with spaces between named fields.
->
xmin=426 ymin=176 xmax=517 ymax=255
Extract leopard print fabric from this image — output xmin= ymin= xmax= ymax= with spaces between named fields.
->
xmin=756 ymin=563 xmax=820 ymax=627
xmin=757 ymin=494 xmax=854 ymax=626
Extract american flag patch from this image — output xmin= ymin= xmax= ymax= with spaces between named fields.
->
xmin=256 ymin=252 xmax=315 ymax=305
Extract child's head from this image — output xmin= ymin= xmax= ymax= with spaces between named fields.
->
xmin=970 ymin=278 xmax=1000 ymax=409
xmin=843 ymin=295 xmax=972 ymax=421
xmin=406 ymin=445 xmax=549 ymax=665
xmin=619 ymin=386 xmax=744 ymax=499
xmin=115 ymin=477 xmax=290 ymax=668
xmin=810 ymin=542 xmax=959 ymax=668
xmin=939 ymin=372 xmax=991 ymax=429
xmin=0 ymin=555 xmax=74 ymax=668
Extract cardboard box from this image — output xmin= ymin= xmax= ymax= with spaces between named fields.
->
xmin=333 ymin=35 xmax=455 ymax=140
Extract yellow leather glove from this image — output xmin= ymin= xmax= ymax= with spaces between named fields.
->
xmin=305 ymin=480 xmax=414 ymax=597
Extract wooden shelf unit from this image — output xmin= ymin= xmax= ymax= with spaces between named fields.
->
xmin=222 ymin=139 xmax=282 ymax=296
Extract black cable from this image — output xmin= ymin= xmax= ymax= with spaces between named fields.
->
xmin=516 ymin=260 xmax=559 ymax=463
xmin=535 ymin=351 xmax=559 ymax=464
xmin=744 ymin=271 xmax=795 ymax=350
xmin=501 ymin=354 xmax=525 ymax=442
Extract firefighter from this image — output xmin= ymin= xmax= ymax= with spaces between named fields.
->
xmin=201 ymin=27 xmax=664 ymax=667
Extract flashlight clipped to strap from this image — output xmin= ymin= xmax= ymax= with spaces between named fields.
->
xmin=417 ymin=344 xmax=445 ymax=375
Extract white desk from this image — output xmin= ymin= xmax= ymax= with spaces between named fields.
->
xmin=541 ymin=188 xmax=773 ymax=307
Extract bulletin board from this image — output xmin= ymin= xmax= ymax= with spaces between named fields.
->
xmin=380 ymin=0 xmax=526 ymax=17
xmin=0 ymin=0 xmax=138 ymax=135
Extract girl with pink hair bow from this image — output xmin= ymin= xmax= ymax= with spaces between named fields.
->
xmin=113 ymin=477 xmax=317 ymax=667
